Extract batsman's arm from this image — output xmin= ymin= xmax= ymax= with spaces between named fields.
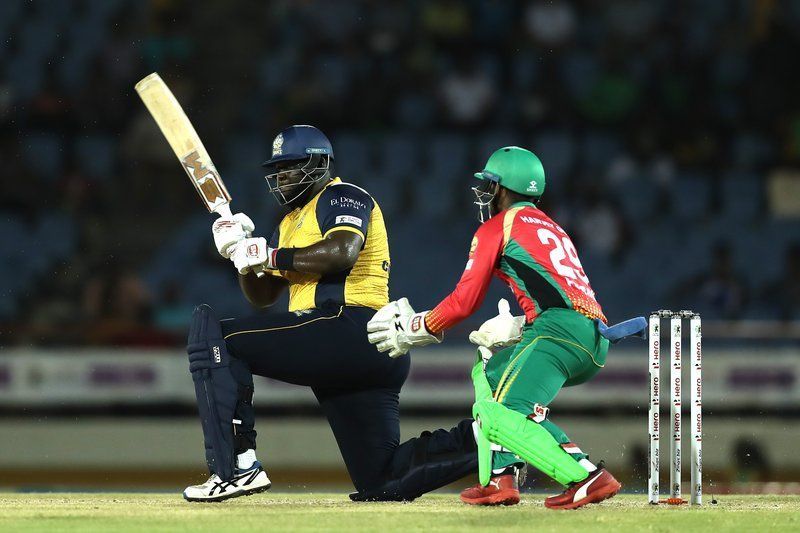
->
xmin=275 ymin=232 xmax=362 ymax=275
xmin=272 ymin=183 xmax=370 ymax=274
xmin=239 ymin=271 xmax=288 ymax=308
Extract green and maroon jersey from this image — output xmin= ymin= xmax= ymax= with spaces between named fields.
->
xmin=425 ymin=202 xmax=606 ymax=334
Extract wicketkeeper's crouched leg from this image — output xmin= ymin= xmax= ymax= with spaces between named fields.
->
xmin=473 ymin=399 xmax=588 ymax=486
xmin=476 ymin=334 xmax=596 ymax=485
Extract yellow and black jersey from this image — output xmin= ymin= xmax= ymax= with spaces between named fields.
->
xmin=267 ymin=177 xmax=390 ymax=312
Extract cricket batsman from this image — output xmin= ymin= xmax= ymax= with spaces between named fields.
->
xmin=183 ymin=125 xmax=481 ymax=502
xmin=367 ymin=146 xmax=641 ymax=509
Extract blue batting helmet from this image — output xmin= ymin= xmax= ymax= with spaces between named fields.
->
xmin=262 ymin=125 xmax=334 ymax=168
xmin=261 ymin=125 xmax=334 ymax=206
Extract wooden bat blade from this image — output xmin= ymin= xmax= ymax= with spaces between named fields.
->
xmin=135 ymin=73 xmax=232 ymax=214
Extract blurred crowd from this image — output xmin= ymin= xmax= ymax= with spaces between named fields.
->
xmin=2 ymin=0 xmax=800 ymax=347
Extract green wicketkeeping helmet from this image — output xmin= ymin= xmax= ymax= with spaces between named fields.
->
xmin=474 ymin=146 xmax=546 ymax=198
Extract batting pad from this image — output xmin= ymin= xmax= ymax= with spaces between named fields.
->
xmin=473 ymin=399 xmax=589 ymax=486
xmin=187 ymin=304 xmax=239 ymax=481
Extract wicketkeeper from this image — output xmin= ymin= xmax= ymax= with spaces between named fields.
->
xmin=368 ymin=146 xmax=645 ymax=509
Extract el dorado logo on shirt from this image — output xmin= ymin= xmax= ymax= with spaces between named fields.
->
xmin=331 ymin=197 xmax=367 ymax=210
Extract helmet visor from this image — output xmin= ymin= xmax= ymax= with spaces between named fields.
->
xmin=264 ymin=154 xmax=329 ymax=205
xmin=471 ymin=178 xmax=498 ymax=223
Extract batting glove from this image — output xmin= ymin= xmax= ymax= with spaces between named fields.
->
xmin=367 ymin=297 xmax=442 ymax=358
xmin=230 ymin=237 xmax=277 ymax=275
xmin=468 ymin=299 xmax=524 ymax=350
xmin=212 ymin=212 xmax=255 ymax=259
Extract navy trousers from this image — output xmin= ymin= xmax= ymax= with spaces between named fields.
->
xmin=219 ymin=304 xmax=476 ymax=499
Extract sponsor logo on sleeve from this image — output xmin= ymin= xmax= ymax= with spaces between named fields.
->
xmin=465 ymin=258 xmax=474 ymax=271
xmin=336 ymin=197 xmax=367 ymax=210
xmin=335 ymin=215 xmax=363 ymax=227
xmin=469 ymin=236 xmax=478 ymax=255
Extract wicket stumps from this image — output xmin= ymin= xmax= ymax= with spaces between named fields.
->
xmin=647 ymin=310 xmax=702 ymax=505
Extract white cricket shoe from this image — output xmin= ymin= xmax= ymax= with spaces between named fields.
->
xmin=183 ymin=462 xmax=271 ymax=502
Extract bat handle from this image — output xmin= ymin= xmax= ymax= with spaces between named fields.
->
xmin=214 ymin=203 xmax=265 ymax=278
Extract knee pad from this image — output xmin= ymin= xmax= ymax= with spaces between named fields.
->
xmin=187 ymin=304 xmax=240 ymax=481
xmin=473 ymin=399 xmax=587 ymax=486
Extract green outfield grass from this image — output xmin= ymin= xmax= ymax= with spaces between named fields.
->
xmin=1 ymin=493 xmax=798 ymax=532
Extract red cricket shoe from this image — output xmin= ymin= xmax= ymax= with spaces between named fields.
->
xmin=544 ymin=466 xmax=621 ymax=510
xmin=460 ymin=474 xmax=520 ymax=506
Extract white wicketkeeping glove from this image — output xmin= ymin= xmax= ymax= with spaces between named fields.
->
xmin=212 ymin=213 xmax=255 ymax=259
xmin=367 ymin=297 xmax=443 ymax=358
xmin=468 ymin=298 xmax=525 ymax=350
xmin=229 ymin=237 xmax=276 ymax=275
xmin=477 ymin=346 xmax=494 ymax=369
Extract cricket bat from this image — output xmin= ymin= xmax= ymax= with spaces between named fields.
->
xmin=135 ymin=72 xmax=233 ymax=218
xmin=135 ymin=73 xmax=264 ymax=276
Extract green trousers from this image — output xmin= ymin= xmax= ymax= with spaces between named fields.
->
xmin=484 ymin=308 xmax=609 ymax=471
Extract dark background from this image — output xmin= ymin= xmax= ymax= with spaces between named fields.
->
xmin=0 ymin=0 xmax=799 ymax=493
xmin=3 ymin=0 xmax=800 ymax=346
